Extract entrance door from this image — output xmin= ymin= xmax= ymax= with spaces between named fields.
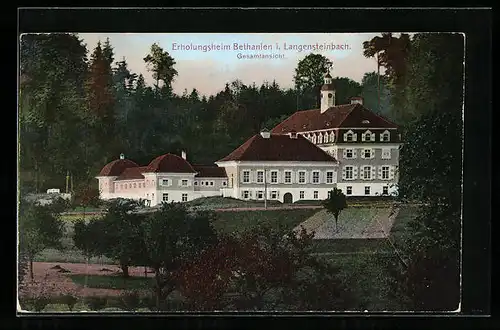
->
xmin=283 ymin=192 xmax=293 ymax=204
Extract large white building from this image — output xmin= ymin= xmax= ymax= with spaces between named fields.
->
xmin=96 ymin=72 xmax=402 ymax=204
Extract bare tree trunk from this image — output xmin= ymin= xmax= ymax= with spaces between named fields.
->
xmin=121 ymin=262 xmax=129 ymax=278
xmin=154 ymin=268 xmax=161 ymax=310
xmin=29 ymin=257 xmax=34 ymax=282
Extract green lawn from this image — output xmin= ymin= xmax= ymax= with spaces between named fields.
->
xmin=186 ymin=196 xmax=283 ymax=210
xmin=213 ymin=209 xmax=319 ymax=235
xmin=68 ymin=274 xmax=153 ymax=290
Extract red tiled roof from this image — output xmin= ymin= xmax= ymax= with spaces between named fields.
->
xmin=217 ymin=134 xmax=337 ymax=162
xmin=146 ymin=153 xmax=197 ymax=173
xmin=116 ymin=166 xmax=148 ymax=181
xmin=271 ymin=103 xmax=398 ymax=134
xmin=98 ymin=159 xmax=139 ymax=177
xmin=193 ymin=165 xmax=227 ymax=178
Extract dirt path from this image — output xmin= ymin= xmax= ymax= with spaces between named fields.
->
xmin=22 ymin=262 xmax=152 ymax=298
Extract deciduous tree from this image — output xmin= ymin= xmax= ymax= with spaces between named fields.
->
xmin=322 ymin=188 xmax=348 ymax=231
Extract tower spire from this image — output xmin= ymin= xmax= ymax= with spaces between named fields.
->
xmin=320 ymin=68 xmax=336 ymax=113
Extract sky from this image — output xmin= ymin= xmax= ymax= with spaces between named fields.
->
xmin=78 ymin=33 xmax=383 ymax=97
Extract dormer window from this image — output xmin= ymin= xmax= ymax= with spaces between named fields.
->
xmin=312 ymin=135 xmax=317 ymax=144
xmin=362 ymin=120 xmax=370 ymax=124
xmin=362 ymin=130 xmax=375 ymax=142
xmin=330 ymin=131 xmax=335 ymax=142
xmin=380 ymin=130 xmax=390 ymax=142
xmin=318 ymin=133 xmax=323 ymax=144
xmin=324 ymin=134 xmax=329 ymax=143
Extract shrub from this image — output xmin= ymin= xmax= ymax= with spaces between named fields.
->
xmin=31 ymin=296 xmax=50 ymax=312
xmin=85 ymin=295 xmax=108 ymax=311
xmin=120 ymin=290 xmax=141 ymax=311
xmin=59 ymin=294 xmax=78 ymax=311
xmin=42 ymin=303 xmax=70 ymax=312
xmin=72 ymin=302 xmax=91 ymax=311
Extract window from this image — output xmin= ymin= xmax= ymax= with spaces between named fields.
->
xmin=313 ymin=191 xmax=319 ymax=199
xmin=162 ymin=179 xmax=168 ymax=186
xmin=328 ymin=93 xmax=333 ymax=98
xmin=363 ymin=149 xmax=371 ymax=159
xmin=182 ymin=194 xmax=188 ymax=202
xmin=298 ymin=172 xmax=306 ymax=183
xmin=365 ymin=186 xmax=370 ymax=195
xmin=162 ymin=193 xmax=168 ymax=202
xmin=152 ymin=193 xmax=155 ymax=199
xmin=243 ymin=171 xmax=250 ymax=183
xmin=194 ymin=181 xmax=198 ymax=186
xmin=129 ymin=184 xmax=132 ymax=189
xmin=324 ymin=134 xmax=329 ymax=143
xmin=345 ymin=166 xmax=353 ymax=180
xmin=120 ymin=184 xmax=123 ymax=189
xmin=243 ymin=191 xmax=249 ymax=199
xmin=381 ymin=131 xmax=390 ymax=142
xmin=210 ymin=182 xmax=214 ymax=186
xmin=346 ymin=132 xmax=353 ymax=142
xmin=181 ymin=179 xmax=188 ymax=186
xmin=271 ymin=191 xmax=277 ymax=199
xmin=364 ymin=133 xmax=371 ymax=141
xmin=312 ymin=171 xmax=320 ymax=183
xmin=133 ymin=183 xmax=137 ymax=188
xmin=205 ymin=181 xmax=210 ymax=186
xmin=383 ymin=186 xmax=389 ymax=195
xmin=257 ymin=171 xmax=264 ymax=183
xmin=200 ymin=181 xmax=204 ymax=186
xmin=223 ymin=181 xmax=227 ymax=186
xmin=382 ymin=148 xmax=391 ymax=159
xmin=363 ymin=166 xmax=371 ymax=180
xmin=326 ymin=171 xmax=334 ymax=183
xmin=312 ymin=135 xmax=317 ymax=144
xmin=329 ymin=132 xmax=335 ymax=142
xmin=270 ymin=171 xmax=278 ymax=183
xmin=346 ymin=186 xmax=352 ymax=195
xmin=318 ymin=134 xmax=323 ymax=144
xmin=257 ymin=191 xmax=264 ymax=199
xmin=299 ymin=191 xmax=305 ymax=199
xmin=345 ymin=149 xmax=353 ymax=159
xmin=284 ymin=171 xmax=292 ymax=183
xmin=382 ymin=166 xmax=390 ymax=179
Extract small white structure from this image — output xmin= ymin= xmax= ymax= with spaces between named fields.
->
xmin=46 ymin=188 xmax=60 ymax=194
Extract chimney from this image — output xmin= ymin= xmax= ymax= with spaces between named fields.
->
xmin=260 ymin=128 xmax=271 ymax=139
xmin=288 ymin=130 xmax=297 ymax=139
xmin=120 ymin=153 xmax=125 ymax=160
xmin=350 ymin=96 xmax=364 ymax=105
xmin=181 ymin=150 xmax=187 ymax=160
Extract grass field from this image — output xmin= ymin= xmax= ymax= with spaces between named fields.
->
xmin=212 ymin=208 xmax=319 ymax=235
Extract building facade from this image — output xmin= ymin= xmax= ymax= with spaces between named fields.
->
xmin=97 ymin=72 xmax=401 ymax=203
xmin=271 ymin=72 xmax=402 ymax=197
xmin=215 ymin=131 xmax=339 ymax=203
xmin=96 ymin=153 xmax=227 ymax=207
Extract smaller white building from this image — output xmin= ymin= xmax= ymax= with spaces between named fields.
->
xmin=96 ymin=152 xmax=227 ymax=207
xmin=216 ymin=130 xmax=339 ymax=204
